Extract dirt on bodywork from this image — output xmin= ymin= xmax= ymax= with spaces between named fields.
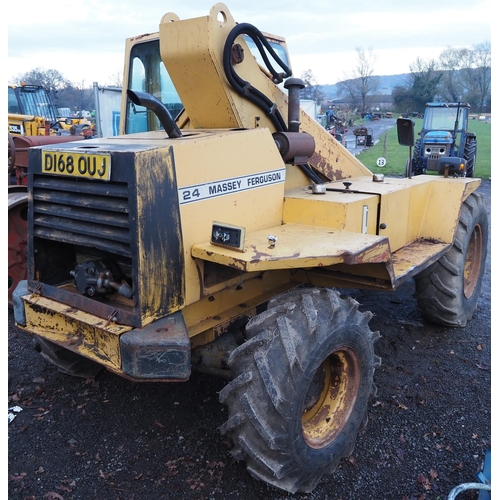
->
xmin=8 ymin=180 xmax=490 ymax=500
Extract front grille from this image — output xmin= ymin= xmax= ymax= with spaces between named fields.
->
xmin=32 ymin=175 xmax=131 ymax=257
xmin=424 ymin=144 xmax=450 ymax=157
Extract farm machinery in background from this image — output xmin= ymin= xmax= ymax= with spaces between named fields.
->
xmin=8 ymin=134 xmax=87 ymax=306
xmin=411 ymin=102 xmax=477 ymax=177
xmin=8 ymin=84 xmax=96 ymax=138
xmin=353 ymin=126 xmax=374 ymax=147
xmin=7 ymin=83 xmax=96 ymax=305
xmin=11 ymin=3 xmax=488 ymax=495
xmin=8 ymin=82 xmax=126 ymax=306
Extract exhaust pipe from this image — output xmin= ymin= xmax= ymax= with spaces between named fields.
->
xmin=284 ymin=78 xmax=305 ymax=132
xmin=126 ymin=90 xmax=183 ymax=139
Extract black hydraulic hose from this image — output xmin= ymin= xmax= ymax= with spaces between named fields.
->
xmin=222 ymin=23 xmax=324 ymax=186
xmin=223 ymin=23 xmax=290 ymax=132
xmin=126 ymin=90 xmax=183 ymax=138
xmin=299 ymin=164 xmax=323 ymax=185
xmin=235 ymin=23 xmax=292 ymax=82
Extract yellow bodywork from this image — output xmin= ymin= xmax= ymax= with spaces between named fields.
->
xmin=158 ymin=3 xmax=370 ymax=183
xmin=22 ymin=294 xmax=131 ymax=371
xmin=15 ymin=3 xmax=482 ymax=380
xmin=8 ymin=112 xmax=49 ymax=136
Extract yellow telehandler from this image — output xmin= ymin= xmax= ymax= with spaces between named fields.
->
xmin=12 ymin=3 xmax=488 ymax=494
xmin=8 ymin=83 xmax=95 ymax=137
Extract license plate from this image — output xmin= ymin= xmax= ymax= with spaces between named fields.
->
xmin=42 ymin=151 xmax=111 ymax=180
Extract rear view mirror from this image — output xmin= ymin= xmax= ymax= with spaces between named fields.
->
xmin=397 ymin=118 xmax=415 ymax=147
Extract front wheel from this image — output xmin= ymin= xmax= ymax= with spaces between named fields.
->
xmin=219 ymin=287 xmax=380 ymax=494
xmin=414 ymin=191 xmax=488 ymax=326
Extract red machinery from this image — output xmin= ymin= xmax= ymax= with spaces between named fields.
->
xmin=8 ymin=134 xmax=86 ymax=306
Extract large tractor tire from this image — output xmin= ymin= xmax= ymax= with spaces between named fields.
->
xmin=414 ymin=191 xmax=488 ymax=326
xmin=411 ymin=138 xmax=425 ymax=175
xmin=219 ymin=287 xmax=380 ymax=494
xmin=464 ymin=138 xmax=477 ymax=178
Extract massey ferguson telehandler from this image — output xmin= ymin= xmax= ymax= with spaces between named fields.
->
xmin=12 ymin=3 xmax=488 ymax=494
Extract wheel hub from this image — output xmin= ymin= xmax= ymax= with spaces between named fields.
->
xmin=464 ymin=223 xmax=483 ymax=298
xmin=302 ymin=348 xmax=360 ymax=449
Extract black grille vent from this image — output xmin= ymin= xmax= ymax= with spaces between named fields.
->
xmin=32 ymin=175 xmax=131 ymax=257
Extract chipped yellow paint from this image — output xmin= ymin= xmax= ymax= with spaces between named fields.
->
xmin=192 ymin=223 xmax=391 ymax=272
xmin=286 ymin=175 xmax=481 ymax=253
xmin=302 ymin=350 xmax=360 ymax=448
xmin=158 ymin=3 xmax=372 ymax=182
xmin=182 ymin=270 xmax=294 ymax=338
xmin=173 ymin=128 xmax=287 ymax=306
xmin=134 ymin=146 xmax=185 ymax=320
xmin=21 ymin=294 xmax=132 ymax=371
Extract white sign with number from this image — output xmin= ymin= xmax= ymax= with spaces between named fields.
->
xmin=376 ymin=157 xmax=387 ymax=167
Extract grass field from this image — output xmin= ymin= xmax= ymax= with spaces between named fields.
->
xmin=356 ymin=118 xmax=491 ymax=179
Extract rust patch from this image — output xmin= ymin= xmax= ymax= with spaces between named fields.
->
xmin=249 ymin=245 xmax=272 ymax=260
xmin=308 ymin=404 xmax=331 ymax=427
xmin=129 ymin=33 xmax=157 ymax=42
xmin=309 ymin=152 xmax=334 ymax=180
xmin=339 ymin=243 xmax=391 ymax=265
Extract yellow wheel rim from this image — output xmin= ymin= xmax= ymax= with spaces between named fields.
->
xmin=464 ymin=223 xmax=483 ymax=299
xmin=302 ymin=348 xmax=360 ymax=449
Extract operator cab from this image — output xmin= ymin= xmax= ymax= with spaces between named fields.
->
xmin=122 ymin=34 xmax=291 ymax=135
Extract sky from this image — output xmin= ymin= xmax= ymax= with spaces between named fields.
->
xmin=7 ymin=0 xmax=492 ymax=87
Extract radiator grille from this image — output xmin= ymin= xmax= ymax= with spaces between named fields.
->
xmin=32 ymin=175 xmax=131 ymax=257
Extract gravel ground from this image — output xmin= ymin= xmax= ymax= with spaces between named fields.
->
xmin=8 ymin=181 xmax=490 ymax=500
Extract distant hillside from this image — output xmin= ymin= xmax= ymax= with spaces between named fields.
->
xmin=320 ymin=73 xmax=409 ymax=98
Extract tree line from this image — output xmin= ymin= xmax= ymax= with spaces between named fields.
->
xmin=301 ymin=42 xmax=491 ymax=115
xmin=11 ymin=40 xmax=491 ymax=117
xmin=9 ymin=68 xmax=122 ymax=114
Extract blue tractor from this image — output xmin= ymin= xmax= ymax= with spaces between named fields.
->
xmin=412 ymin=102 xmax=477 ymax=177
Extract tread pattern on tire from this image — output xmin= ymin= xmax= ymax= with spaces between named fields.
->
xmin=464 ymin=138 xmax=477 ymax=178
xmin=219 ymin=287 xmax=380 ymax=493
xmin=413 ymin=191 xmax=488 ymax=326
xmin=412 ymin=138 xmax=425 ymax=175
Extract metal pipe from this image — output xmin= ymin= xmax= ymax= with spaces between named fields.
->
xmin=284 ymin=78 xmax=305 ymax=132
xmin=447 ymin=482 xmax=491 ymax=500
xmin=126 ymin=90 xmax=182 ymax=138
xmin=93 ymin=82 xmax=103 ymax=138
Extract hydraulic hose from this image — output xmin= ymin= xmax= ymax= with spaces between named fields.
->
xmin=223 ymin=23 xmax=291 ymax=132
xmin=222 ymin=23 xmax=324 ymax=186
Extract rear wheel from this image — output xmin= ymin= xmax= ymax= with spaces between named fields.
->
xmin=411 ymin=139 xmax=425 ymax=175
xmin=464 ymin=138 xmax=477 ymax=177
xmin=219 ymin=287 xmax=380 ymax=494
xmin=414 ymin=191 xmax=488 ymax=326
